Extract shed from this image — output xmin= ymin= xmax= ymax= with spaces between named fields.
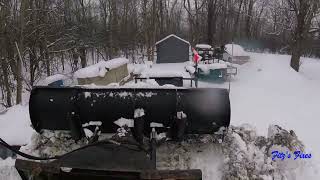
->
xmin=156 ymin=34 xmax=190 ymax=63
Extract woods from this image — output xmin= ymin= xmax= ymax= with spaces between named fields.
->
xmin=0 ymin=0 xmax=319 ymax=107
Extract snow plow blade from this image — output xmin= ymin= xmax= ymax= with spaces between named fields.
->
xmin=29 ymin=86 xmax=230 ymax=138
xmin=16 ymin=86 xmax=230 ymax=180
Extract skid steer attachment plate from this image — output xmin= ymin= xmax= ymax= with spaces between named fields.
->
xmin=29 ymin=86 xmax=230 ymax=137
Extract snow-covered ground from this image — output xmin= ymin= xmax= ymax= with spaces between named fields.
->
xmin=228 ymin=53 xmax=320 ymax=165
xmin=0 ymin=52 xmax=320 ymax=180
xmin=198 ymin=53 xmax=320 ymax=179
xmin=0 ymin=105 xmax=35 ymax=145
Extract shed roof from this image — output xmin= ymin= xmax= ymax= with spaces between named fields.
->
xmin=74 ymin=58 xmax=129 ymax=79
xmin=155 ymin=34 xmax=190 ymax=45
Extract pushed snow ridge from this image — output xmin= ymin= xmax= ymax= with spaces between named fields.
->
xmin=10 ymin=124 xmax=316 ymax=180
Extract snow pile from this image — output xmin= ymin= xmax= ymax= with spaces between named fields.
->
xmin=157 ymin=138 xmax=224 ymax=179
xmin=20 ymin=130 xmax=86 ymax=158
xmin=82 ymin=121 xmax=102 ymax=138
xmin=77 ymin=78 xmax=183 ymax=89
xmin=0 ymin=158 xmax=20 ymax=180
xmin=37 ymin=74 xmax=69 ymax=86
xmin=150 ymin=122 xmax=164 ymax=127
xmin=185 ymin=65 xmax=196 ymax=74
xmin=222 ymin=124 xmax=318 ymax=180
xmin=177 ymin=111 xmax=187 ymax=119
xmin=136 ymin=92 xmax=157 ymax=97
xmin=74 ymin=58 xmax=129 ymax=78
xmin=82 ymin=121 xmax=102 ymax=127
xmin=156 ymin=124 xmax=318 ymax=180
xmin=140 ymin=63 xmax=191 ymax=78
xmin=196 ymin=44 xmax=212 ymax=49
xmin=225 ymin=44 xmax=248 ymax=56
xmin=121 ymin=79 xmax=182 ymax=89
xmin=134 ymin=108 xmax=145 ymax=118
xmin=3 ymin=124 xmax=317 ymax=180
xmin=0 ymin=105 xmax=35 ymax=145
xmin=114 ymin=118 xmax=134 ymax=127
xmin=130 ymin=61 xmax=153 ymax=75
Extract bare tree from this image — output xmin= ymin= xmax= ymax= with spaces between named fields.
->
xmin=287 ymin=0 xmax=320 ymax=72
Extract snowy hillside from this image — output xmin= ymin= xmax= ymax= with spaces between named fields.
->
xmin=0 ymin=52 xmax=320 ymax=180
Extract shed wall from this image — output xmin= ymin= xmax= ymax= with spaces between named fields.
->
xmin=156 ymin=37 xmax=190 ymax=63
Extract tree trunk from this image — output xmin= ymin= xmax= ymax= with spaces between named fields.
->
xmin=29 ymin=47 xmax=36 ymax=86
xmin=207 ymin=0 xmax=213 ymax=45
xmin=45 ymin=50 xmax=50 ymax=76
xmin=0 ymin=58 xmax=12 ymax=107
xmin=233 ymin=0 xmax=244 ymax=39
xmin=15 ymin=42 xmax=23 ymax=104
xmin=150 ymin=0 xmax=157 ymax=62
xmin=15 ymin=0 xmax=28 ymax=104
xmin=245 ymin=0 xmax=254 ymax=39
xmin=79 ymin=47 xmax=87 ymax=68
xmin=290 ymin=40 xmax=302 ymax=72
xmin=61 ymin=52 xmax=65 ymax=71
xmin=72 ymin=48 xmax=79 ymax=71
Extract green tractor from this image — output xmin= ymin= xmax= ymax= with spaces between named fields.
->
xmin=194 ymin=44 xmax=237 ymax=83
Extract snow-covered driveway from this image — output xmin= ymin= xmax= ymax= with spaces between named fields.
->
xmin=200 ymin=53 xmax=320 ymax=166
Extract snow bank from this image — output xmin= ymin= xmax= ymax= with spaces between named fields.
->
xmin=225 ymin=44 xmax=248 ymax=56
xmin=10 ymin=123 xmax=318 ymax=180
xmin=222 ymin=124 xmax=318 ymax=180
xmin=74 ymin=58 xmax=129 ymax=78
xmin=0 ymin=105 xmax=35 ymax=145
